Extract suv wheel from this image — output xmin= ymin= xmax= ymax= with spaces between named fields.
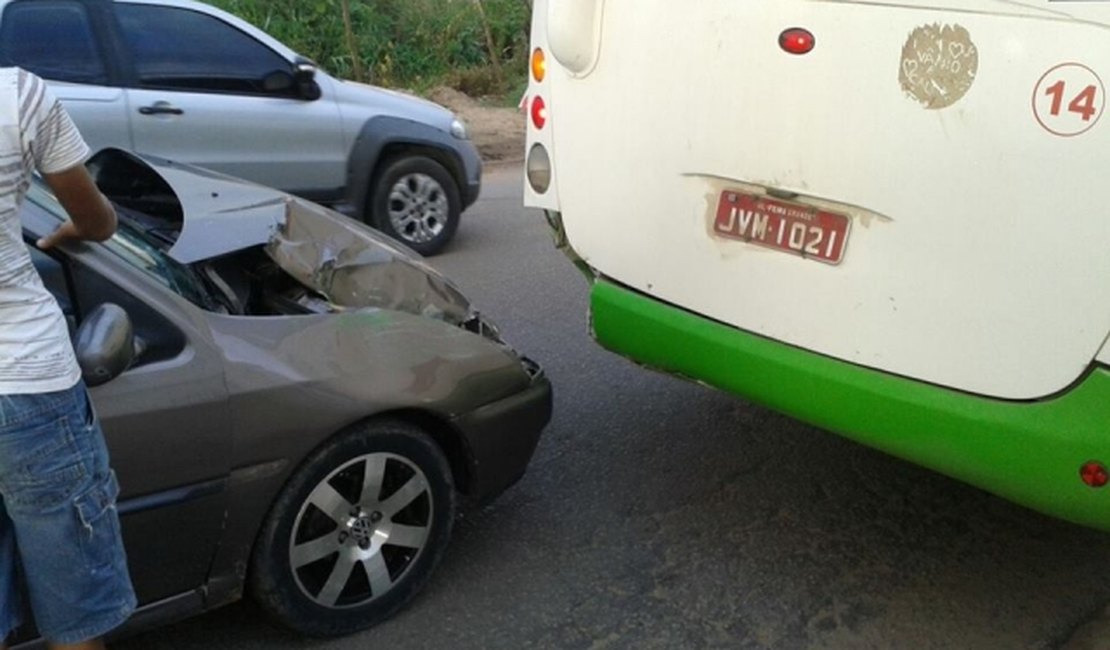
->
xmin=370 ymin=156 xmax=461 ymax=256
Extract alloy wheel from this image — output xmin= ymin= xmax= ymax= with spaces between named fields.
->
xmin=288 ymin=452 xmax=432 ymax=609
xmin=387 ymin=173 xmax=449 ymax=245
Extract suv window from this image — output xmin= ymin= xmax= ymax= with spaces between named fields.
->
xmin=116 ymin=4 xmax=292 ymax=95
xmin=0 ymin=0 xmax=108 ymax=84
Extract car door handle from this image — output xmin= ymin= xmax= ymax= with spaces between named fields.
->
xmin=138 ymin=103 xmax=184 ymax=116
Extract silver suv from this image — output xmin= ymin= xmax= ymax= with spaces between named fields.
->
xmin=0 ymin=0 xmax=482 ymax=255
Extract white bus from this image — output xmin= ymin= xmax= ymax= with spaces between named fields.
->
xmin=524 ymin=0 xmax=1110 ymax=530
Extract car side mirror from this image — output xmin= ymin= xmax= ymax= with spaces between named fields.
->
xmin=262 ymin=70 xmax=295 ymax=93
xmin=293 ymin=60 xmax=322 ymax=101
xmin=75 ymin=303 xmax=135 ymax=387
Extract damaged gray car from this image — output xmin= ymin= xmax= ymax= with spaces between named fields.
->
xmin=12 ymin=150 xmax=551 ymax=646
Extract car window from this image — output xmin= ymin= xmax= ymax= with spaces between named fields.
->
xmin=0 ymin=0 xmax=108 ymax=84
xmin=116 ymin=4 xmax=292 ymax=95
xmin=26 ymin=181 xmax=216 ymax=311
xmin=22 ymin=219 xmax=188 ymax=368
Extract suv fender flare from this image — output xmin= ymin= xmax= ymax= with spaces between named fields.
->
xmin=346 ymin=116 xmax=481 ymax=216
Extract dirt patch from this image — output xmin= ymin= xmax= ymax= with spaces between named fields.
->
xmin=426 ymin=86 xmax=525 ymax=163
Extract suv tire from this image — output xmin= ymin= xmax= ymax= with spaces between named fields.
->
xmin=370 ymin=156 xmax=461 ymax=256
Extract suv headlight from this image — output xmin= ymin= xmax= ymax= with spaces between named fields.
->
xmin=450 ymin=118 xmax=469 ymax=140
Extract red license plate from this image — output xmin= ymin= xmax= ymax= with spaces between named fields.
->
xmin=713 ymin=191 xmax=850 ymax=265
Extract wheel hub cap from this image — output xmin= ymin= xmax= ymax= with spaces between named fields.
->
xmin=346 ymin=516 xmax=376 ymax=547
xmin=289 ymin=453 xmax=433 ymax=609
xmin=387 ymin=173 xmax=448 ymax=244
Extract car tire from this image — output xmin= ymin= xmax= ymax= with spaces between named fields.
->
xmin=369 ymin=156 xmax=461 ymax=256
xmin=249 ymin=419 xmax=457 ymax=637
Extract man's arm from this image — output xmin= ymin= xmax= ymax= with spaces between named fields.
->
xmin=37 ymin=165 xmax=117 ymax=250
xmin=17 ymin=69 xmax=117 ymax=249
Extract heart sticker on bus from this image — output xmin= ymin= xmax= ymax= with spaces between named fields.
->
xmin=899 ymin=23 xmax=979 ymax=109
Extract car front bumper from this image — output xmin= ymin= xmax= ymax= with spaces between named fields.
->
xmin=452 ymin=359 xmax=552 ymax=504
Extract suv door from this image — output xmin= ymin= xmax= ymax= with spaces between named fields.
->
xmin=0 ymin=0 xmax=132 ymax=154
xmin=113 ymin=2 xmax=348 ymax=198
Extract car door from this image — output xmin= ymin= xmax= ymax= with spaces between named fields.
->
xmin=112 ymin=1 xmax=348 ymax=197
xmin=21 ymin=185 xmax=234 ymax=606
xmin=0 ymin=0 xmax=132 ymax=154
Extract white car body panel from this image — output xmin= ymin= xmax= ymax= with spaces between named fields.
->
xmin=527 ymin=0 xmax=1110 ymax=399
xmin=50 ymin=82 xmax=132 ymax=154
xmin=127 ymin=74 xmax=348 ymax=191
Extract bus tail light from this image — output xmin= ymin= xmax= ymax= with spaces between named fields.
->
xmin=532 ymin=48 xmax=546 ymax=83
xmin=527 ymin=144 xmax=551 ymax=194
xmin=779 ymin=28 xmax=816 ymax=55
xmin=531 ymin=96 xmax=548 ymax=130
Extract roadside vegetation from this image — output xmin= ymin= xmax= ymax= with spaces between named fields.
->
xmin=209 ymin=0 xmax=531 ymax=101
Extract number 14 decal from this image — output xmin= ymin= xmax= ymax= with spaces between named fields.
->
xmin=1033 ymin=63 xmax=1105 ymax=137
xmin=1044 ymin=81 xmax=1098 ymax=121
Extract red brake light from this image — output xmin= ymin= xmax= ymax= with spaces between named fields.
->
xmin=779 ymin=28 xmax=815 ymax=55
xmin=531 ymin=96 xmax=547 ymax=130
xmin=1081 ymin=461 xmax=1108 ymax=488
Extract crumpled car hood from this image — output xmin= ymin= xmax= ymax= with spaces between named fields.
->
xmin=263 ymin=197 xmax=471 ymax=323
xmin=94 ymin=150 xmax=471 ymax=324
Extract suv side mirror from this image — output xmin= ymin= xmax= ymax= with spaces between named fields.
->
xmin=75 ymin=303 xmax=135 ymax=387
xmin=293 ymin=60 xmax=322 ymax=101
xmin=262 ymin=69 xmax=295 ymax=93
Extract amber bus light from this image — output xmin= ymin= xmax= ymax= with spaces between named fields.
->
xmin=532 ymin=48 xmax=547 ymax=82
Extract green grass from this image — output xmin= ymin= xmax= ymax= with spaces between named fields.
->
xmin=209 ymin=0 xmax=530 ymax=97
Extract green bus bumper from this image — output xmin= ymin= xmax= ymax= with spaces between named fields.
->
xmin=591 ymin=279 xmax=1110 ymax=532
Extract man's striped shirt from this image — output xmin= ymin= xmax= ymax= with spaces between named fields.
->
xmin=0 ymin=68 xmax=90 ymax=394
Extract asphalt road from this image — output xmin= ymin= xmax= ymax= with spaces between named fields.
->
xmin=116 ymin=165 xmax=1110 ymax=650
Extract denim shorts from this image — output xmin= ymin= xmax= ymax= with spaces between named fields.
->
xmin=0 ymin=381 xmax=136 ymax=645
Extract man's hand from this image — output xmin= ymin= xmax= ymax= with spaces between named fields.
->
xmin=36 ymin=219 xmax=82 ymax=250
xmin=37 ymin=164 xmax=117 ymax=250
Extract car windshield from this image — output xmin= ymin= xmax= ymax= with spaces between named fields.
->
xmin=26 ymin=180 xmax=218 ymax=310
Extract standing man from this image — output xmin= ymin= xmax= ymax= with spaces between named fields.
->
xmin=0 ymin=68 xmax=135 ymax=649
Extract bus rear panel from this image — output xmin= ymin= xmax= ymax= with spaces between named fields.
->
xmin=526 ymin=0 xmax=1110 ymax=530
